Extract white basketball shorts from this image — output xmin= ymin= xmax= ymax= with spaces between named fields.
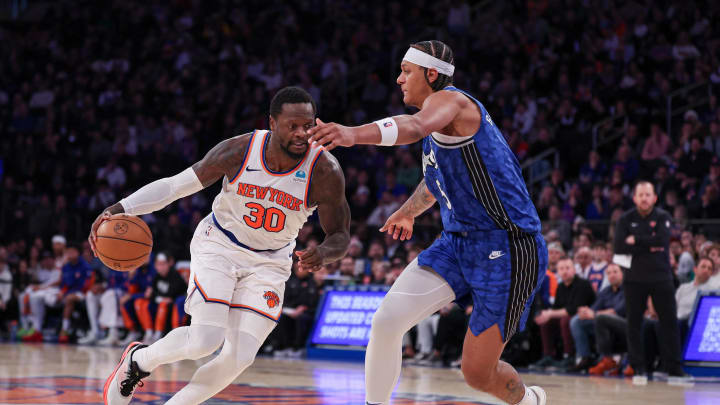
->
xmin=184 ymin=214 xmax=293 ymax=338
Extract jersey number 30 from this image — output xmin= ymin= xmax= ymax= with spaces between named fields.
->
xmin=244 ymin=202 xmax=286 ymax=232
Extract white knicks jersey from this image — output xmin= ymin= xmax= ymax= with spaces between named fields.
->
xmin=210 ymin=130 xmax=325 ymax=250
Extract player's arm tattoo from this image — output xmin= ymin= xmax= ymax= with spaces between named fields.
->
xmin=309 ymin=153 xmax=351 ymax=264
xmin=101 ymin=135 xmax=251 ymax=216
xmin=397 ymin=178 xmax=436 ymax=218
xmin=192 ymin=134 xmax=252 ymax=188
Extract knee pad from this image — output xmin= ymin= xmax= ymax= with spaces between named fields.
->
xmin=185 ymin=325 xmax=225 ymax=359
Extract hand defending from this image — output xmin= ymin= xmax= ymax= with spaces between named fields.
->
xmin=307 ymin=118 xmax=356 ymax=151
xmin=380 ymin=210 xmax=414 ymax=241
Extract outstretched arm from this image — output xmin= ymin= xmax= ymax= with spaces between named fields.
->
xmin=88 ymin=134 xmax=250 ymax=254
xmin=307 ymin=91 xmax=463 ymax=150
xmin=380 ymin=179 xmax=436 ymax=241
xmin=295 ymin=153 xmax=351 ymax=272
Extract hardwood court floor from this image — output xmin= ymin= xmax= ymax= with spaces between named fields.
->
xmin=0 ymin=343 xmax=718 ymax=404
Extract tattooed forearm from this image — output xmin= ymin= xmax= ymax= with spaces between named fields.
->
xmin=398 ymin=179 xmax=436 ymax=218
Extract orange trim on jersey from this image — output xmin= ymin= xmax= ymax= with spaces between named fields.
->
xmin=304 ymin=148 xmax=326 ymax=209
xmin=260 ymin=132 xmax=311 ymax=176
xmin=229 ymin=130 xmax=258 ymax=184
xmin=192 ymin=275 xmax=280 ymax=322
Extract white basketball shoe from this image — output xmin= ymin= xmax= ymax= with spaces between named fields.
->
xmin=528 ymin=386 xmax=547 ymax=404
xmin=103 ymin=342 xmax=150 ymax=405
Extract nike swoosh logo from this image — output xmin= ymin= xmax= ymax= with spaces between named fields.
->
xmin=489 ymin=251 xmax=505 ymax=260
xmin=246 ymin=168 xmax=261 ymax=172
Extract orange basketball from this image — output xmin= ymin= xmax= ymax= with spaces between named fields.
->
xmin=95 ymin=214 xmax=153 ymax=272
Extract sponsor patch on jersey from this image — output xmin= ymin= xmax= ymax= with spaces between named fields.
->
xmin=296 ymin=170 xmax=306 ymax=179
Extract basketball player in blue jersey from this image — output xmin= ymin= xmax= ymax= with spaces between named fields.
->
xmin=89 ymin=87 xmax=351 ymax=405
xmin=309 ymin=41 xmax=548 ymax=405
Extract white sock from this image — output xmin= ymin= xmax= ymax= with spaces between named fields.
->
xmin=515 ymin=386 xmax=538 ymax=405
xmin=62 ymin=319 xmax=70 ymax=331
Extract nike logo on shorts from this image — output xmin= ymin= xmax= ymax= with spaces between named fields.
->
xmin=489 ymin=251 xmax=505 ymax=260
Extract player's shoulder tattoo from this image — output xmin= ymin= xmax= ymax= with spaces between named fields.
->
xmin=307 ymin=150 xmax=345 ymax=206
xmin=193 ymin=132 xmax=254 ymax=187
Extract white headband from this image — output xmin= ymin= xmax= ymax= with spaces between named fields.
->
xmin=402 ymin=47 xmax=455 ymax=77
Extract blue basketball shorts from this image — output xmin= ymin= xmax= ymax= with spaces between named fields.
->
xmin=417 ymin=229 xmax=547 ymax=342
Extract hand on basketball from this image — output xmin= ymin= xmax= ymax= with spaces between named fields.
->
xmin=88 ymin=211 xmax=112 ymax=257
xmin=307 ymin=118 xmax=356 ymax=151
xmin=380 ymin=210 xmax=414 ymax=241
xmin=295 ymin=246 xmax=325 ymax=272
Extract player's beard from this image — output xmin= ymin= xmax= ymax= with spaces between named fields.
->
xmin=281 ymin=140 xmax=307 ymax=160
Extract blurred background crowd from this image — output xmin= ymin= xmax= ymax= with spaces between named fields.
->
xmin=1 ymin=0 xmax=720 ymax=375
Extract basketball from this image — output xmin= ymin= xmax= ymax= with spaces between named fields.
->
xmin=95 ymin=214 xmax=153 ymax=272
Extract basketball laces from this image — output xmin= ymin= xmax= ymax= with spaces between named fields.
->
xmin=120 ymin=359 xmax=150 ymax=396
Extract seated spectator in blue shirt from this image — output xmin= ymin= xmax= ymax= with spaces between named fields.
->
xmin=568 ymin=264 xmax=628 ymax=374
xmin=57 ymin=244 xmax=91 ymax=343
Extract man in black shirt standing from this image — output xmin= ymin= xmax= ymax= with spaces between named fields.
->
xmin=614 ymin=181 xmax=684 ymax=381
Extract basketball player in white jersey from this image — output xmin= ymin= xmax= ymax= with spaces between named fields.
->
xmin=88 ymin=87 xmax=351 ymax=405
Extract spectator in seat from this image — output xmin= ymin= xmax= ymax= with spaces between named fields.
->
xmin=419 ymin=303 xmax=467 ymax=367
xmin=544 ymin=241 xmax=564 ymax=302
xmin=274 ymin=261 xmax=319 ymax=357
xmin=574 ymin=247 xmax=593 ymax=279
xmin=706 ymin=244 xmax=720 ymax=289
xmin=587 ymin=242 xmax=610 ymax=292
xmin=51 ymin=235 xmax=67 ymax=271
xmin=641 ymin=123 xmax=672 ymax=164
xmin=579 ymin=150 xmax=607 ymax=187
xmin=0 ymin=247 xmax=15 ymax=338
xmin=569 ymin=264 xmax=626 ymax=372
xmin=543 ymin=205 xmax=572 ymax=249
xmin=78 ymin=266 xmax=128 ymax=346
xmin=337 ymin=256 xmax=357 ymax=285
xmin=18 ymin=251 xmax=60 ymax=340
xmin=679 ymin=136 xmax=713 ymax=184
xmin=531 ymin=258 xmax=595 ymax=370
xmin=367 ymin=191 xmax=400 ymax=227
xmin=134 ymin=253 xmax=187 ymax=344
xmin=675 ymin=257 xmax=715 ymax=344
xmin=119 ymin=263 xmax=155 ymax=345
xmin=56 ymin=244 xmax=91 ymax=343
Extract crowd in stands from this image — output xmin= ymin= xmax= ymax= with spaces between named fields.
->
xmin=1 ymin=0 xmax=720 ymax=377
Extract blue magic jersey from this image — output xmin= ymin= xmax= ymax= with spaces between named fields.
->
xmin=422 ymin=86 xmax=541 ymax=234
